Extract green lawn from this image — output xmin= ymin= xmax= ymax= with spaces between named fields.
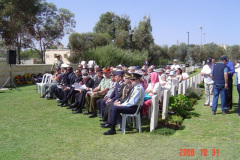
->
xmin=0 ymin=80 xmax=240 ymax=159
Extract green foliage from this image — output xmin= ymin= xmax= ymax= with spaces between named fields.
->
xmin=151 ymin=127 xmax=176 ymax=135
xmin=168 ymin=115 xmax=183 ymax=125
xmin=168 ymin=94 xmax=192 ymax=117
xmin=132 ymin=16 xmax=154 ymax=51
xmin=81 ymin=44 xmax=148 ymax=67
xmin=93 ymin=12 xmax=131 ymax=40
xmin=186 ymin=87 xmax=203 ymax=100
xmin=197 ymin=82 xmax=205 ymax=88
xmin=20 ymin=49 xmax=41 ymax=60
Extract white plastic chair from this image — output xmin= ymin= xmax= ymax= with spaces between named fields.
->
xmin=121 ymin=104 xmax=142 ymax=134
xmin=36 ymin=73 xmax=52 ymax=95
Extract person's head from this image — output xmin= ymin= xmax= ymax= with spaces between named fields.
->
xmin=75 ymin=69 xmax=81 ymax=77
xmin=128 ymin=66 xmax=135 ymax=73
xmin=110 ymin=74 xmax=115 ymax=82
xmin=82 ymin=73 xmax=89 ymax=82
xmin=81 ymin=69 xmax=88 ymax=75
xmin=173 ymin=59 xmax=178 ymax=65
xmin=94 ymin=65 xmax=99 ymax=72
xmin=161 ymin=74 xmax=167 ymax=81
xmin=88 ymin=68 xmax=94 ymax=75
xmin=176 ymin=68 xmax=182 ymax=75
xmin=56 ymin=54 xmax=61 ymax=60
xmin=149 ymin=72 xmax=159 ymax=84
xmin=147 ymin=66 xmax=153 ymax=74
xmin=165 ymin=69 xmax=170 ymax=75
xmin=96 ymin=69 xmax=103 ymax=78
xmin=206 ymin=59 xmax=212 ymax=66
xmin=103 ymin=67 xmax=111 ymax=78
xmin=145 ymin=57 xmax=148 ymax=61
xmin=114 ymin=71 xmax=124 ymax=82
xmin=61 ymin=67 xmax=66 ymax=73
xmin=212 ymin=59 xmax=215 ymax=64
xmin=169 ymin=71 xmax=175 ymax=77
xmin=220 ymin=56 xmax=227 ymax=64
xmin=67 ymin=67 xmax=73 ymax=74
xmin=78 ymin=64 xmax=83 ymax=70
xmin=129 ymin=73 xmax=142 ymax=85
xmin=141 ymin=68 xmax=147 ymax=76
xmin=158 ymin=68 xmax=164 ymax=75
xmin=56 ymin=67 xmax=61 ymax=74
xmin=124 ymin=72 xmax=132 ymax=84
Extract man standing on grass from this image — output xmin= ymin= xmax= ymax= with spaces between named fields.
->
xmin=210 ymin=56 xmax=228 ymax=115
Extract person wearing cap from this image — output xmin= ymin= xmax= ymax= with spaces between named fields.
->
xmin=171 ymin=59 xmax=180 ymax=71
xmin=210 ymin=56 xmax=229 ymax=115
xmin=71 ymin=73 xmax=95 ymax=114
xmin=51 ymin=54 xmax=63 ymax=71
xmin=84 ymin=67 xmax=111 ymax=118
xmin=167 ymin=71 xmax=176 ymax=82
xmin=201 ymin=59 xmax=214 ymax=107
xmin=224 ymin=56 xmax=235 ymax=111
xmin=40 ymin=67 xmax=62 ymax=98
xmin=103 ymin=73 xmax=145 ymax=135
xmin=154 ymin=68 xmax=164 ymax=80
xmin=101 ymin=72 xmax=133 ymax=128
xmin=128 ymin=66 xmax=135 ymax=73
xmin=99 ymin=71 xmax=125 ymax=126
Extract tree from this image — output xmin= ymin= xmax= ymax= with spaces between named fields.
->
xmin=132 ymin=16 xmax=154 ymax=51
xmin=227 ymin=45 xmax=240 ymax=61
xmin=29 ymin=2 xmax=76 ymax=63
xmin=0 ymin=0 xmax=41 ymax=64
xmin=68 ymin=32 xmax=112 ymax=63
xmin=93 ymin=12 xmax=131 ymax=40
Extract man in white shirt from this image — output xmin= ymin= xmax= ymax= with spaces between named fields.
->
xmin=171 ymin=59 xmax=180 ymax=71
xmin=201 ymin=59 xmax=214 ymax=107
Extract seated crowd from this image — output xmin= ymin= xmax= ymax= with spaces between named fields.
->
xmin=39 ymin=59 xmax=189 ymax=135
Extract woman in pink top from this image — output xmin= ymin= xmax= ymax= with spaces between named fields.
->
xmin=141 ymin=72 xmax=161 ymax=118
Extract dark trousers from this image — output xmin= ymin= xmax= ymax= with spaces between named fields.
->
xmin=237 ymin=84 xmax=240 ymax=115
xmin=54 ymin=87 xmax=63 ymax=100
xmin=62 ymin=88 xmax=76 ymax=104
xmin=75 ymin=90 xmax=88 ymax=111
xmin=226 ymin=77 xmax=233 ymax=109
xmin=100 ymin=99 xmax=114 ymax=117
xmin=108 ymin=105 xmax=138 ymax=125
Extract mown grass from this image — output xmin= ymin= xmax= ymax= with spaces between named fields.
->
xmin=0 ymin=76 xmax=240 ymax=159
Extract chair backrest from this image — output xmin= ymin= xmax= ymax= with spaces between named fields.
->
xmin=46 ymin=74 xmax=53 ymax=83
xmin=41 ymin=74 xmax=49 ymax=83
xmin=133 ymin=104 xmax=142 ymax=115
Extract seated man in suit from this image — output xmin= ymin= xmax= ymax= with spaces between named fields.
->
xmin=71 ymin=73 xmax=95 ymax=114
xmin=59 ymin=69 xmax=83 ymax=107
xmin=103 ymin=73 xmax=145 ymax=135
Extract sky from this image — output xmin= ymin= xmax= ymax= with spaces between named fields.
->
xmin=46 ymin=0 xmax=240 ymax=48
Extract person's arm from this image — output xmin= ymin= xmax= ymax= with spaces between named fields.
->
xmin=228 ymin=62 xmax=235 ymax=75
xmin=224 ymin=67 xmax=228 ymax=89
xmin=178 ymin=75 xmax=183 ymax=83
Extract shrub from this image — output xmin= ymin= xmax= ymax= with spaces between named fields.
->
xmin=151 ymin=127 xmax=176 ymax=135
xmin=82 ymin=44 xmax=148 ymax=67
xmin=169 ymin=115 xmax=183 ymax=126
xmin=168 ymin=94 xmax=192 ymax=117
xmin=186 ymin=87 xmax=203 ymax=100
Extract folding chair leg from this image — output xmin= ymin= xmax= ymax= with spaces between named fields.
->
xmin=137 ymin=114 xmax=142 ymax=133
xmin=122 ymin=115 xmax=127 ymax=134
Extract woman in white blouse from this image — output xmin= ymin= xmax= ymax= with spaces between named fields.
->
xmin=141 ymin=72 xmax=161 ymax=118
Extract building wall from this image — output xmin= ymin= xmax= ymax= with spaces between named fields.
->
xmin=0 ymin=58 xmax=78 ymax=87
xmin=45 ymin=49 xmax=71 ymax=65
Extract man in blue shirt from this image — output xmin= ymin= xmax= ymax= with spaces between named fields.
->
xmin=225 ymin=56 xmax=235 ymax=110
xmin=210 ymin=56 xmax=229 ymax=115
